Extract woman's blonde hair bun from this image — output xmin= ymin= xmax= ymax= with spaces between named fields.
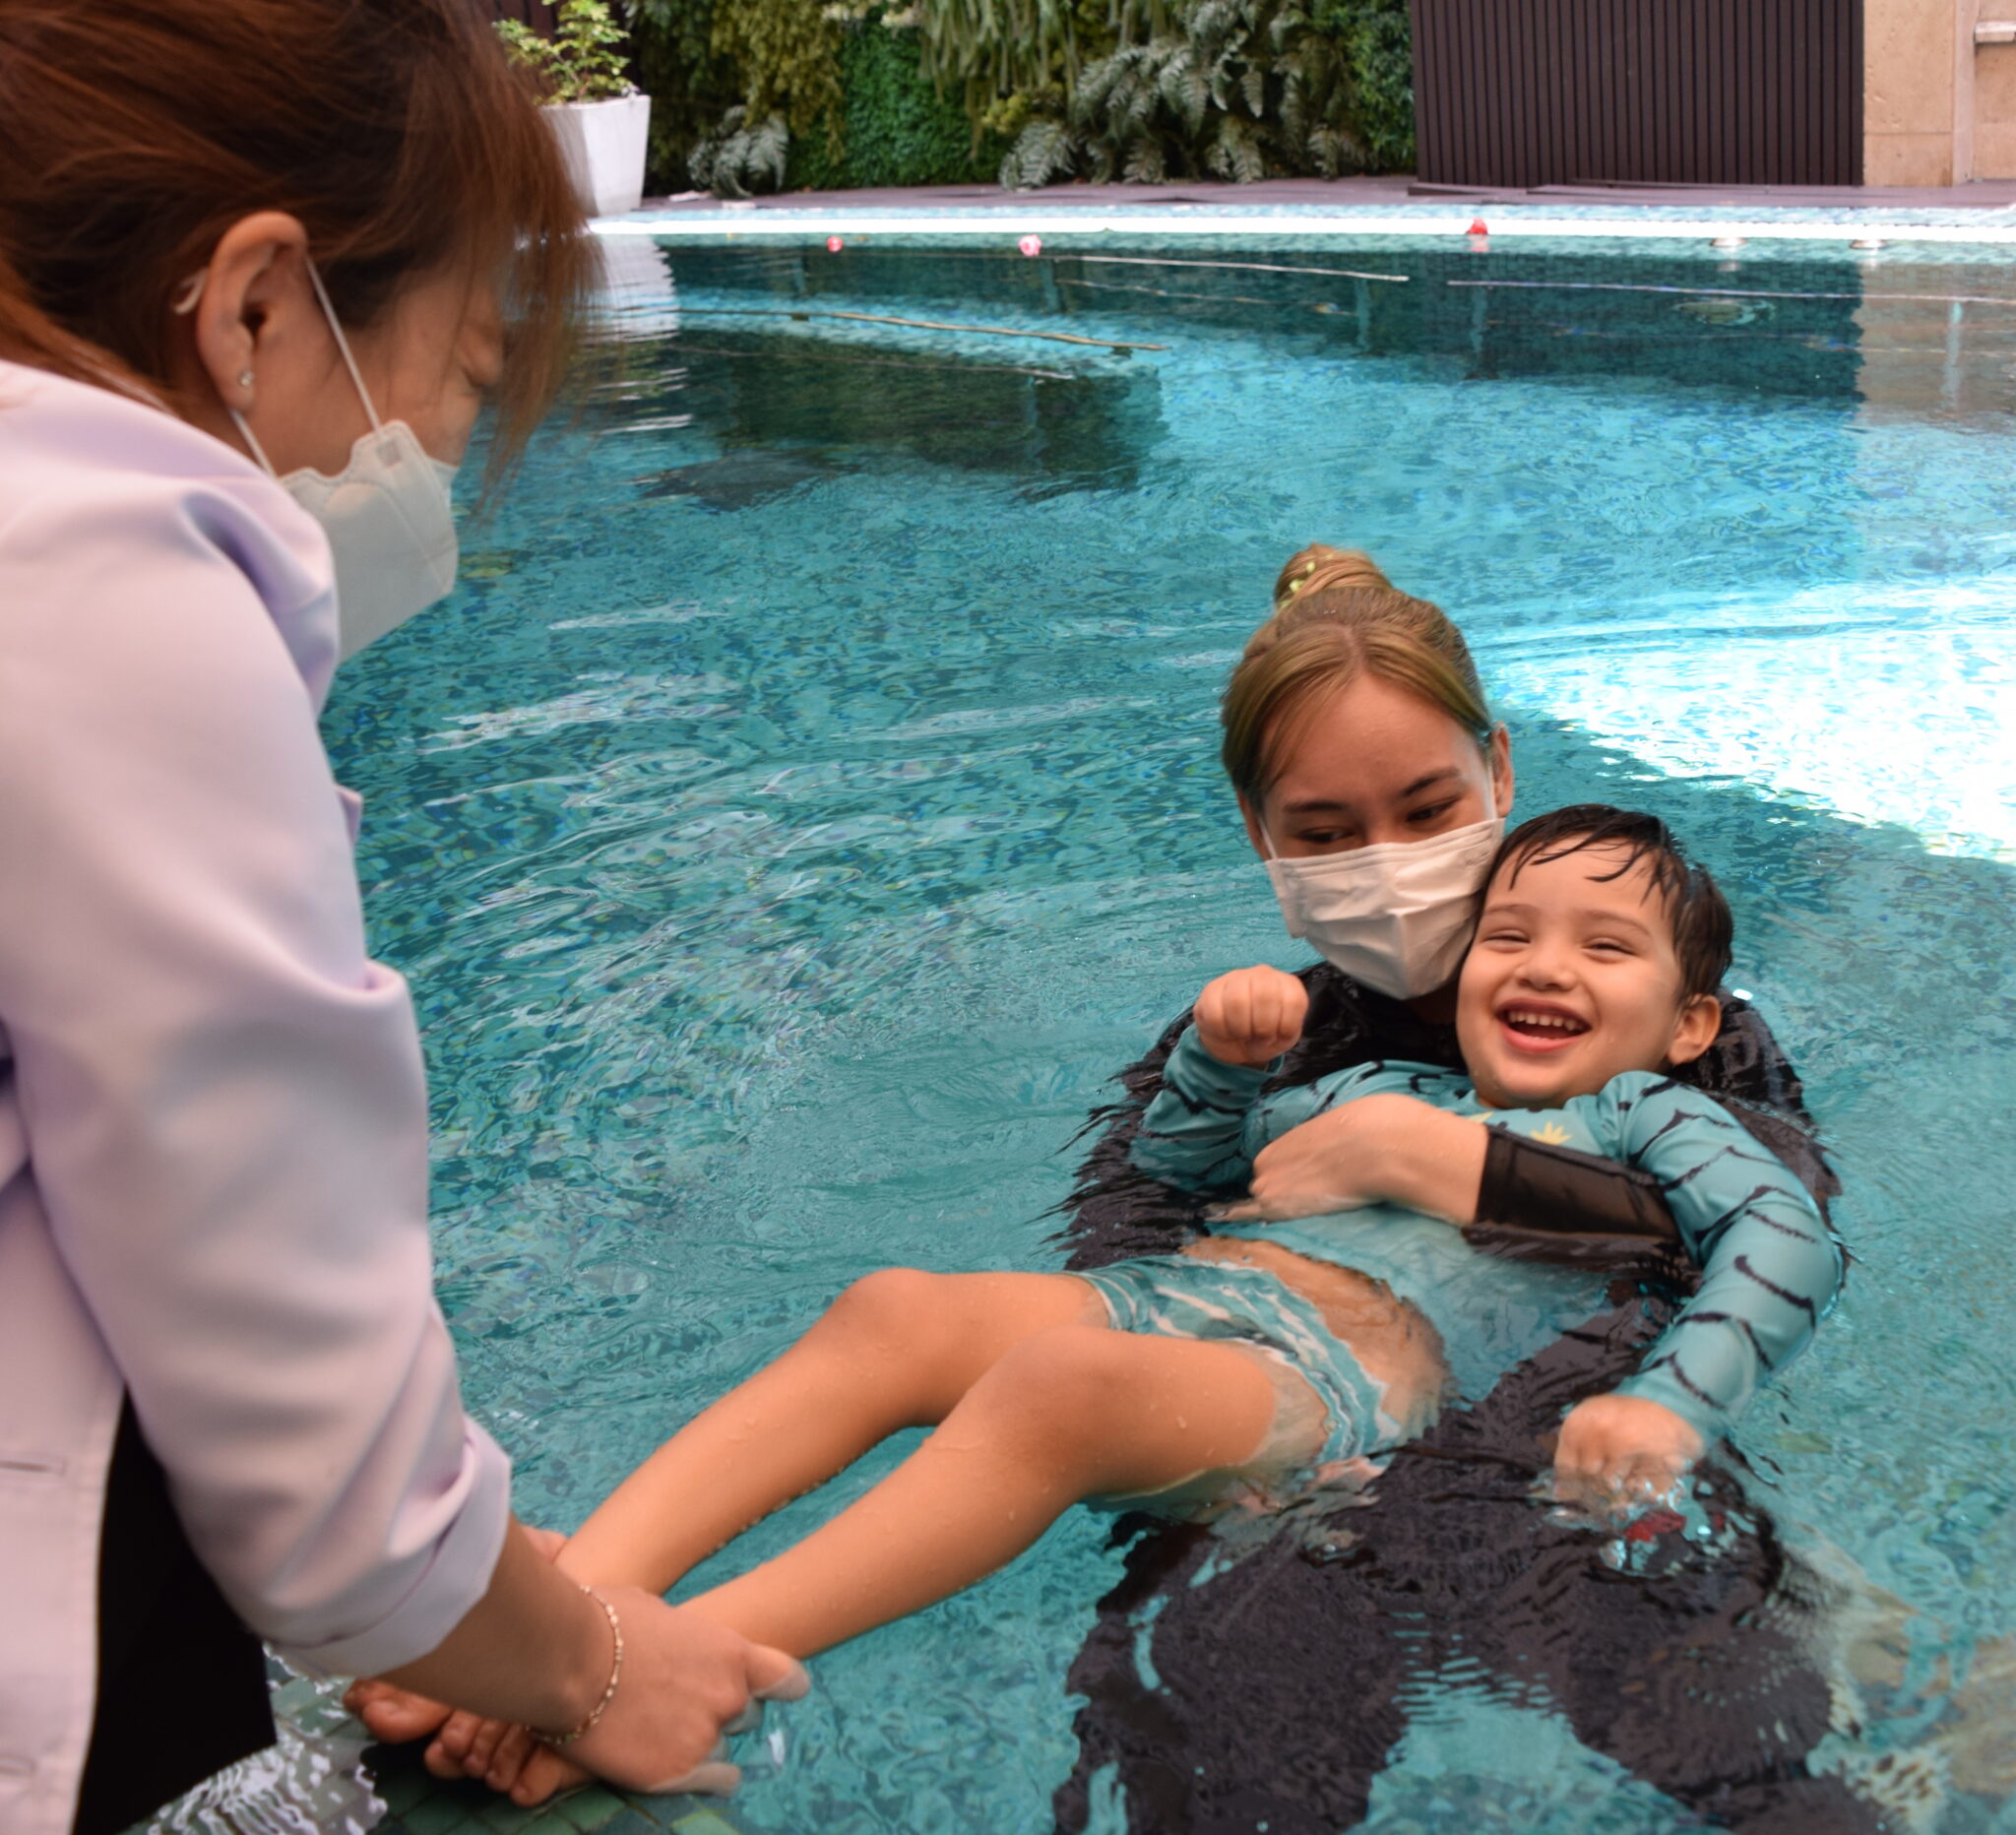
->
xmin=1223 ymin=544 xmax=1494 ymax=805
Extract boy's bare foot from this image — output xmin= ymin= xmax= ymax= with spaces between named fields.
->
xmin=511 ymin=1740 xmax=594 ymax=1805
xmin=416 ymin=1707 xmax=587 ymax=1803
xmin=344 ymin=1677 xmax=454 ymax=1746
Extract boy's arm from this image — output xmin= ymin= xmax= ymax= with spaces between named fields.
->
xmin=1129 ymin=1027 xmax=1289 ymax=1192
xmin=1130 ymin=966 xmax=1331 ymax=1193
xmin=1605 ymin=1076 xmax=1844 ymax=1444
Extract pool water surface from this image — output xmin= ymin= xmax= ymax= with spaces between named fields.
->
xmin=274 ymin=234 xmax=2016 ymax=1834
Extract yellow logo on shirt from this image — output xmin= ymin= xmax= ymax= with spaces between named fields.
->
xmin=1527 ymin=1120 xmax=1573 ymax=1146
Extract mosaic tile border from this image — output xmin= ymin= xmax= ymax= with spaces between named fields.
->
xmin=128 ymin=1666 xmax=781 ymax=1835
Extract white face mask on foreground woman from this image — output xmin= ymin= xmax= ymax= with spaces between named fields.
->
xmin=1262 ymin=779 xmax=1505 ymax=1001
xmin=176 ymin=258 xmax=460 ymax=658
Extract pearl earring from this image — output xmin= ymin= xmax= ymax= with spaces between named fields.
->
xmin=237 ymin=369 xmax=254 ymax=390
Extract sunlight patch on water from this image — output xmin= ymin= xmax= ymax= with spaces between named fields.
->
xmin=1484 ymin=580 xmax=2016 ymax=861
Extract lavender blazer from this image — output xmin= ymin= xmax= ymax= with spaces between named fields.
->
xmin=0 ymin=361 xmax=510 ymax=1835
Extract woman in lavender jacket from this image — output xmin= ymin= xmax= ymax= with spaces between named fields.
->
xmin=0 ymin=6 xmax=799 ymax=1832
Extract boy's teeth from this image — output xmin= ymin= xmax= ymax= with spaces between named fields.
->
xmin=1506 ymin=1008 xmax=1587 ymax=1033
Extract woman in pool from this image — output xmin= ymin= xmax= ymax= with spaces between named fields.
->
xmin=1048 ymin=545 xmax=1881 ymax=1835
xmin=0 ymin=6 xmax=797 ymax=1830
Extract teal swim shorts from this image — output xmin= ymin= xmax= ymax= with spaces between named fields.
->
xmin=1077 ymin=1254 xmax=1414 ymax=1489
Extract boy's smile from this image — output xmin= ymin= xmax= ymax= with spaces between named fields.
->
xmin=1457 ymin=842 xmax=1719 ymax=1109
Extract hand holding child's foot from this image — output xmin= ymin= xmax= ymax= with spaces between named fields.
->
xmin=343 ymin=1532 xmax=572 ymax=1774
xmin=552 ymin=1586 xmax=805 ymax=1797
xmin=1196 ymin=966 xmax=1308 ymax=1068
xmin=1550 ymin=1392 xmax=1703 ymax=1517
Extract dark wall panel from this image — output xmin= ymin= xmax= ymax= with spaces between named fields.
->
xmin=1410 ymin=0 xmax=1863 ymax=187
xmin=488 ymin=0 xmax=560 ymax=34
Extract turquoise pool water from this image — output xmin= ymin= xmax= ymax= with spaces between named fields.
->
xmin=316 ymin=235 xmax=2016 ymax=1834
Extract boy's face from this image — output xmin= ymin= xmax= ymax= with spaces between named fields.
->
xmin=1456 ymin=841 xmax=1721 ymax=1109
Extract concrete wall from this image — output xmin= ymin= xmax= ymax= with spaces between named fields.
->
xmin=1978 ymin=40 xmax=2016 ymax=174
xmin=1865 ymin=0 xmax=2016 ymax=180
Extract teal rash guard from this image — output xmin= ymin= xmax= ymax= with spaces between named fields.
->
xmin=1130 ymin=1029 xmax=1845 ymax=1447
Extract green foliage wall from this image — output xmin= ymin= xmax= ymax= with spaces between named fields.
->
xmin=623 ymin=0 xmax=1413 ymax=194
xmin=792 ymin=20 xmax=1007 ymax=190
xmin=1315 ymin=0 xmax=1415 ymax=172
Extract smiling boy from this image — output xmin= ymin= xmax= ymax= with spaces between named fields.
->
xmin=1153 ymin=800 xmax=1842 ymax=1498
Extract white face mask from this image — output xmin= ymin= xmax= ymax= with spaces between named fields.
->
xmin=1262 ymin=774 xmax=1504 ymax=1002
xmin=178 ymin=259 xmax=460 ymax=659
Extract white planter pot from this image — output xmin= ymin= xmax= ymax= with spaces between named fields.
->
xmin=547 ymin=92 xmax=652 ymax=220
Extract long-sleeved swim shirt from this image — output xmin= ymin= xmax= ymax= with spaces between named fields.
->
xmin=1130 ymin=1028 xmax=1844 ymax=1445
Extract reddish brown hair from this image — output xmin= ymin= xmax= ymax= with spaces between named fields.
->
xmin=0 ymin=0 xmax=597 ymax=471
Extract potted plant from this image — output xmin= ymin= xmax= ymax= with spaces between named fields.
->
xmin=496 ymin=0 xmax=652 ymax=219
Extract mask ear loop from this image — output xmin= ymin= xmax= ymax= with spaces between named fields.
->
xmin=301 ymin=257 xmax=385 ymax=434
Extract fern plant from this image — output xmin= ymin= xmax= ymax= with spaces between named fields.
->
xmin=912 ymin=0 xmax=1121 ymax=143
xmin=1000 ymin=0 xmax=1398 ymax=187
xmin=495 ymin=0 xmax=635 ymax=104
xmin=687 ymin=104 xmax=791 ymax=196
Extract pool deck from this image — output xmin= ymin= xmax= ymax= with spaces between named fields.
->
xmin=598 ymin=171 xmax=2016 ymax=246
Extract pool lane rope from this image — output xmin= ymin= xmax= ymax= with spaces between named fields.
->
xmin=1071 ymin=254 xmax=1409 ymax=284
xmin=1446 ymin=279 xmax=2016 ymax=306
xmin=671 ymin=305 xmax=1168 ymax=351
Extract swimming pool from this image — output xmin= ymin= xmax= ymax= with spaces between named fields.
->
xmin=291 ymin=232 xmax=2016 ymax=1834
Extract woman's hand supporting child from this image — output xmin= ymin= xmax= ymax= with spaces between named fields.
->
xmin=1193 ymin=967 xmax=1490 ymax=1226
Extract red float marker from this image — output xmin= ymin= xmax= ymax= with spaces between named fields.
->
xmin=826 ymin=235 xmax=844 ymax=252
xmin=1019 ymin=233 xmax=1043 ymax=257
xmin=1466 ymin=218 xmax=1489 ymax=237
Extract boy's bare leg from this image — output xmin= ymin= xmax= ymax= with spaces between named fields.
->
xmin=356 ymin=1268 xmax=1098 ymax=1783
xmin=559 ymin=1268 xmax=1103 ymax=1595
xmin=499 ymin=1322 xmax=1288 ymax=1804
xmin=685 ymin=1322 xmax=1284 ymax=1655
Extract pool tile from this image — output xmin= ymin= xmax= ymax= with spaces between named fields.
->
xmin=499 ymin=1812 xmax=587 ymax=1835
xmin=553 ymin=1784 xmax=630 ymax=1830
xmin=470 ymin=1795 xmax=561 ymax=1832
xmin=668 ymin=1810 xmax=746 ymax=1835
xmin=384 ymin=1791 xmax=481 ymax=1835
xmin=368 ymin=1753 xmax=440 ymax=1814
xmin=594 ymin=1811 xmax=674 ymax=1835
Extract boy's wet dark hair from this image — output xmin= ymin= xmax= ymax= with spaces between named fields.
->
xmin=1486 ymin=804 xmax=1732 ymax=1001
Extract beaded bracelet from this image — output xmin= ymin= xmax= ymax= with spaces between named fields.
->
xmin=540 ymin=1586 xmax=624 ymax=1748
